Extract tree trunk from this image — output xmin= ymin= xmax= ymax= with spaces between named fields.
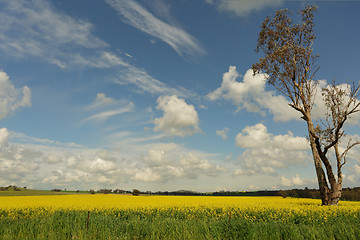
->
xmin=328 ymin=184 xmax=342 ymax=206
xmin=306 ymin=119 xmax=342 ymax=206
xmin=308 ymin=133 xmax=329 ymax=205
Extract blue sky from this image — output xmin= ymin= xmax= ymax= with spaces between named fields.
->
xmin=0 ymin=0 xmax=359 ymax=191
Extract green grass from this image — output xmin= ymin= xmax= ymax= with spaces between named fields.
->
xmin=0 ymin=208 xmax=359 ymax=240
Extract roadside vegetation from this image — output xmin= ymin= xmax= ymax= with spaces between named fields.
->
xmin=0 ymin=194 xmax=359 ymax=239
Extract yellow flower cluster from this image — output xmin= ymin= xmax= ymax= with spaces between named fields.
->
xmin=1 ymin=195 xmax=359 ymax=223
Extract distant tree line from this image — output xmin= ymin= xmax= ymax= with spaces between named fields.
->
xmin=2 ymin=185 xmax=360 ymax=201
xmin=150 ymin=188 xmax=360 ymax=201
xmin=91 ymin=189 xmax=139 ymax=195
xmin=0 ymin=185 xmax=22 ymax=191
xmin=153 ymin=190 xmax=203 ymax=196
xmin=280 ymin=187 xmax=360 ymax=201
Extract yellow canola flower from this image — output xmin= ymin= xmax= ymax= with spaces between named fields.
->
xmin=0 ymin=195 xmax=359 ymax=222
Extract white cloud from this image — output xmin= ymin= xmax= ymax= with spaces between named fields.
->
xmin=0 ymin=1 xmax=195 ymax=99
xmin=216 ymin=128 xmax=229 ymax=140
xmin=342 ymin=135 xmax=360 ymax=162
xmin=154 ymin=95 xmax=200 ymax=137
xmin=144 ymin=149 xmax=167 ymax=167
xmin=85 ymin=102 xmax=135 ymax=122
xmin=0 ymin=128 xmax=225 ymax=189
xmin=234 ymin=123 xmax=310 ymax=175
xmin=209 ymin=66 xmax=360 ymax=124
xmin=105 ymin=0 xmax=205 ymax=57
xmin=42 ymin=154 xmax=63 ymax=164
xmin=88 ymin=157 xmax=116 ymax=173
xmin=0 ymin=71 xmax=31 ymax=120
xmin=0 ymin=134 xmax=43 ymax=186
xmin=0 ymin=0 xmax=109 ymax=68
xmin=10 ymin=131 xmax=82 ymax=149
xmin=104 ymin=134 xmax=225 ymax=183
xmin=235 ymin=123 xmax=270 ymax=149
xmin=311 ymin=80 xmax=360 ymax=125
xmin=206 ymin=0 xmax=284 ymax=17
xmin=0 ymin=2 xmax=133 ymax=70
xmin=84 ymin=93 xmax=135 ymax=123
xmin=87 ymin=93 xmax=116 ymax=109
xmin=280 ymin=174 xmax=305 ymax=187
xmin=113 ymin=66 xmax=196 ymax=98
xmin=0 ymin=128 xmax=9 ymax=147
xmin=131 ymin=146 xmax=225 ymax=182
xmin=353 ymin=164 xmax=360 ymax=176
xmin=72 ymin=51 xmax=129 ymax=69
xmin=207 ymin=66 xmax=300 ymax=122
xmin=346 ymin=164 xmax=360 ymax=184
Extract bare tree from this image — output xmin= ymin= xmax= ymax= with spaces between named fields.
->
xmin=252 ymin=4 xmax=360 ymax=205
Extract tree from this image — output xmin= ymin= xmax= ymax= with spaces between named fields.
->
xmin=252 ymin=4 xmax=360 ymax=205
xmin=132 ymin=189 xmax=141 ymax=196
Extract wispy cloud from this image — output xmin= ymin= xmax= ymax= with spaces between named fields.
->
xmin=85 ymin=102 xmax=135 ymax=122
xmin=10 ymin=131 xmax=82 ymax=148
xmin=86 ymin=93 xmax=129 ymax=110
xmin=105 ymin=0 xmax=205 ymax=57
xmin=0 ymin=0 xmax=109 ymax=69
xmin=112 ymin=66 xmax=196 ymax=98
xmin=205 ymin=0 xmax=284 ymax=17
xmin=0 ymin=0 xmax=196 ymax=98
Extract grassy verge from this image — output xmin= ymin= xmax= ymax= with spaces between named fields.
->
xmin=0 ymin=209 xmax=359 ymax=240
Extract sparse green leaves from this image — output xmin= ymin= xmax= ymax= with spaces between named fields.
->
xmin=253 ymin=4 xmax=318 ymax=113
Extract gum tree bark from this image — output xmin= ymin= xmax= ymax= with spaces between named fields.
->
xmin=252 ymin=4 xmax=360 ymax=205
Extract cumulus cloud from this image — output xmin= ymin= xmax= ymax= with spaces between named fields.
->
xmin=311 ymin=80 xmax=360 ymax=125
xmin=87 ymin=155 xmax=117 ymax=173
xmin=154 ymin=95 xmax=200 ymax=137
xmin=234 ymin=123 xmax=310 ymax=175
xmin=206 ymin=0 xmax=284 ymax=17
xmin=0 ymin=130 xmax=43 ymax=186
xmin=0 ymin=71 xmax=31 ymax=120
xmin=208 ymin=66 xmax=360 ymax=124
xmin=207 ymin=66 xmax=300 ymax=122
xmin=42 ymin=154 xmax=63 ymax=164
xmin=0 ymin=128 xmax=224 ymax=189
xmin=105 ymin=0 xmax=205 ymax=57
xmin=0 ymin=128 xmax=9 ymax=147
xmin=216 ymin=128 xmax=229 ymax=140
xmin=280 ymin=174 xmax=305 ymax=187
xmin=132 ymin=146 xmax=225 ymax=182
xmin=346 ymin=164 xmax=360 ymax=184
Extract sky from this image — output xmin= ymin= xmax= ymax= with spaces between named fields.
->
xmin=0 ymin=0 xmax=359 ymax=192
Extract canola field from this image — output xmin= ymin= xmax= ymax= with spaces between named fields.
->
xmin=1 ymin=195 xmax=359 ymax=239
